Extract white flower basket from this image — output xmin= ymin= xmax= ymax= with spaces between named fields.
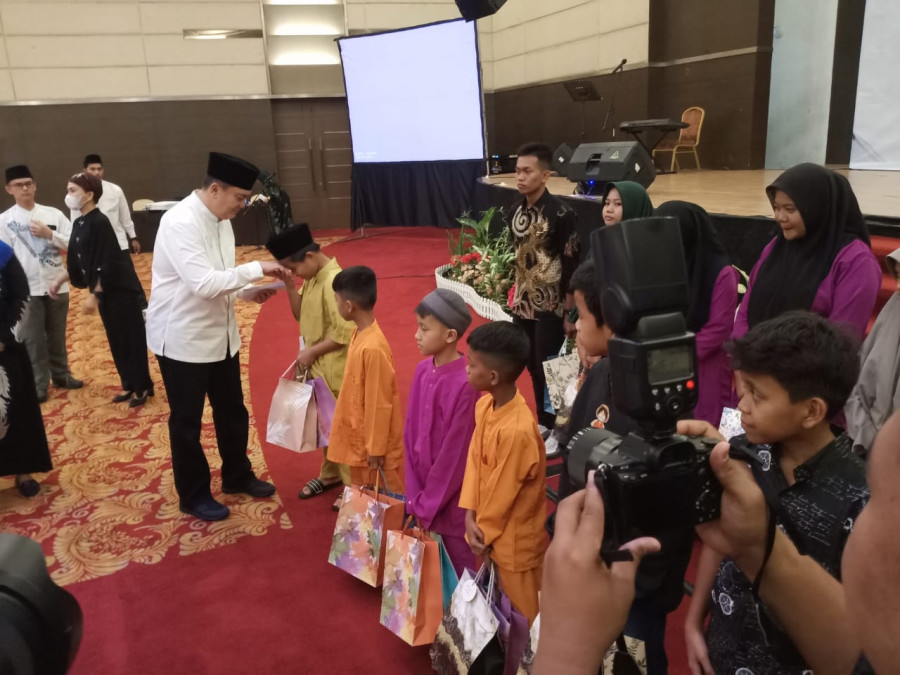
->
xmin=435 ymin=265 xmax=513 ymax=323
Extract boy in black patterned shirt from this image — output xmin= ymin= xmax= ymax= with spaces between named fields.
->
xmin=684 ymin=311 xmax=869 ymax=675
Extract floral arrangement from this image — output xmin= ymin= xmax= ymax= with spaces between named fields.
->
xmin=444 ymin=207 xmax=515 ymax=309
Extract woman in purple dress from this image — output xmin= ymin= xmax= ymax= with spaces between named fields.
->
xmin=734 ymin=163 xmax=881 ymax=340
xmin=657 ymin=201 xmax=739 ymax=427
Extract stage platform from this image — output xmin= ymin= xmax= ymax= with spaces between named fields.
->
xmin=485 ymin=168 xmax=900 ymax=221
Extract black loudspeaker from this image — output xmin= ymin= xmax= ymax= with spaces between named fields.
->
xmin=456 ymin=0 xmax=508 ymax=21
xmin=566 ymin=141 xmax=656 ymax=189
xmin=552 ymin=143 xmax=574 ymax=174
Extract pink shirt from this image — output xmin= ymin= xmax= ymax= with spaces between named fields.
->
xmin=695 ymin=266 xmax=740 ymax=426
xmin=734 ymin=238 xmax=882 ymax=340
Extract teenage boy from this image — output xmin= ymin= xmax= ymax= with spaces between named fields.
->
xmin=327 ymin=266 xmax=405 ymax=493
xmin=684 ymin=311 xmax=869 ymax=674
xmin=460 ymin=321 xmax=547 ymax=623
xmin=559 ymin=260 xmax=690 ymax=674
xmin=266 ymin=223 xmax=355 ymax=499
xmin=508 ymin=142 xmax=578 ymax=437
xmin=405 ymin=288 xmax=480 ymax=575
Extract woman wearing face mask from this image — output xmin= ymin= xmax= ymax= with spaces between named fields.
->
xmin=49 ymin=173 xmax=153 ymax=407
xmin=656 ymin=201 xmax=739 ymax=428
xmin=734 ymin=163 xmax=881 ymax=340
xmin=600 ymin=180 xmax=654 ymax=227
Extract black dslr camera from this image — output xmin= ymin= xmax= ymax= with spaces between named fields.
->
xmin=567 ymin=218 xmax=741 ymax=555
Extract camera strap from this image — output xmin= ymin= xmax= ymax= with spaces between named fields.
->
xmin=750 ymin=470 xmax=810 ymax=602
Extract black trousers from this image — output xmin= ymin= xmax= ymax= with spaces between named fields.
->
xmin=98 ymin=289 xmax=152 ymax=393
xmin=156 ymin=352 xmax=255 ymax=507
xmin=513 ymin=315 xmax=564 ymax=428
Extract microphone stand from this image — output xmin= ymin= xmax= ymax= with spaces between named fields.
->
xmin=602 ymin=62 xmax=626 ymax=138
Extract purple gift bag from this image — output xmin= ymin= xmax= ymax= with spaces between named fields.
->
xmin=311 ymin=377 xmax=336 ymax=447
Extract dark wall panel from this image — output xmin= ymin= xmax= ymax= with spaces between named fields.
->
xmin=0 ymin=100 xmax=277 ymax=213
xmin=649 ymin=0 xmax=774 ymax=61
xmin=648 ymin=53 xmax=772 ymax=169
xmin=487 ymin=69 xmax=649 ymax=156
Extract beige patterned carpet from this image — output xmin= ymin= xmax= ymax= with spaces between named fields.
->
xmin=0 ymin=245 xmax=322 ymax=586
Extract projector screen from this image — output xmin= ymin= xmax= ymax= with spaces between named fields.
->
xmin=338 ymin=20 xmax=485 ymax=164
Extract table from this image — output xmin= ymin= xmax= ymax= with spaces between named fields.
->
xmin=132 ymin=206 xmax=270 ymax=253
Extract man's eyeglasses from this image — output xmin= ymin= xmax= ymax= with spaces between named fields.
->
xmin=8 ymin=180 xmax=34 ymax=189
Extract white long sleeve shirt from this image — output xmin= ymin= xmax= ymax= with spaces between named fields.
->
xmin=0 ymin=203 xmax=71 ymax=295
xmin=145 ymin=191 xmax=263 ymax=363
xmin=70 ymin=179 xmax=136 ymax=251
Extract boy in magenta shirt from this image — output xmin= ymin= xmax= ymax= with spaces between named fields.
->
xmin=404 ymin=289 xmax=479 ymax=575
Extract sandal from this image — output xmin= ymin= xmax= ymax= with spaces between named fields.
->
xmin=332 ymin=489 xmax=346 ymax=512
xmin=298 ymin=477 xmax=342 ymax=500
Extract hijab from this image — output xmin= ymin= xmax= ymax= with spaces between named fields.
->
xmin=655 ymin=201 xmax=730 ymax=332
xmin=600 ymin=181 xmax=654 ymax=222
xmin=746 ymin=163 xmax=871 ymax=328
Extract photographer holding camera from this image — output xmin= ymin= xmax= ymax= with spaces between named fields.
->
xmin=541 ymin=218 xmax=879 ymax=674
xmin=536 ymin=408 xmax=899 ymax=674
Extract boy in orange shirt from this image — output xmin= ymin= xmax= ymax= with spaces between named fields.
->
xmin=326 ymin=266 xmax=405 ymax=495
xmin=460 ymin=321 xmax=547 ymax=623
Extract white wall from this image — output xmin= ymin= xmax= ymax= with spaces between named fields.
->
xmin=343 ymin=0 xmax=649 ymax=93
xmin=764 ymin=0 xmax=838 ymax=168
xmin=850 ymin=0 xmax=900 ymax=170
xmin=0 ymin=0 xmax=268 ymax=102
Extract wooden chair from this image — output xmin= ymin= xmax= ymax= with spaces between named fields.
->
xmin=653 ymin=106 xmax=705 ymax=171
xmin=132 ymin=198 xmax=154 ymax=211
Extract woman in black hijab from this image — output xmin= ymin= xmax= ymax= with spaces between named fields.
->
xmin=657 ymin=201 xmax=739 ymax=426
xmin=735 ymin=163 xmax=881 ymax=339
xmin=49 ymin=173 xmax=153 ymax=407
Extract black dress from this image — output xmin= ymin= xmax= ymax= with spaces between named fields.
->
xmin=0 ymin=242 xmax=52 ymax=476
xmin=68 ymin=208 xmax=152 ymax=394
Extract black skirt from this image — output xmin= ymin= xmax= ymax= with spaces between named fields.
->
xmin=0 ymin=341 xmax=52 ymax=475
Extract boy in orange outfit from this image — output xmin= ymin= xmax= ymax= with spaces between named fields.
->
xmin=326 ymin=266 xmax=405 ymax=494
xmin=460 ymin=321 xmax=547 ymax=624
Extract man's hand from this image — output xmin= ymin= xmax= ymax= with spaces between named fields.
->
xmin=695 ymin=442 xmax=768 ymax=578
xmin=684 ymin=619 xmax=714 ymax=675
xmin=251 ymin=289 xmax=276 ymax=304
xmin=366 ymin=454 xmax=385 ymax=470
xmin=260 ymin=261 xmax=290 ymax=281
xmin=296 ymin=348 xmax=316 ymax=369
xmin=29 ymin=220 xmax=52 ymax=240
xmin=81 ymin=293 xmax=99 ymax=315
xmin=563 ymin=316 xmax=577 ymax=340
xmin=131 ymin=238 xmax=141 ymax=254
xmin=532 ymin=474 xmax=661 ymax=675
xmin=465 ymin=509 xmax=487 ymax=556
xmin=676 ymin=419 xmax=725 ymax=442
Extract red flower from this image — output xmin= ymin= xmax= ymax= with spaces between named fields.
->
xmin=507 ymin=284 xmax=516 ymax=308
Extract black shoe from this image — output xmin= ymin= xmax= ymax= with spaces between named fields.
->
xmin=179 ymin=497 xmax=229 ymax=521
xmin=53 ymin=376 xmax=83 ymax=390
xmin=222 ymin=479 xmax=276 ymax=498
xmin=113 ymin=391 xmax=134 ymax=403
xmin=129 ymin=390 xmax=150 ymax=408
xmin=15 ymin=476 xmax=40 ymax=497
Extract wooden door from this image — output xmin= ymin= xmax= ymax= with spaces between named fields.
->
xmin=271 ymin=98 xmax=351 ymax=230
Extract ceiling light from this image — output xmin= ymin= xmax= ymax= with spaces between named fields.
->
xmin=183 ymin=29 xmax=264 ymax=40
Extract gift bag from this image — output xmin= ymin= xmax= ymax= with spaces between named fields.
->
xmin=542 ymin=342 xmax=580 ymax=414
xmin=432 ymin=533 xmax=459 ymax=610
xmin=311 ymin=377 xmax=336 ymax=448
xmin=380 ymin=523 xmax=445 ymax=646
xmin=328 ymin=472 xmax=405 ymax=587
xmin=266 ymin=362 xmax=318 ymax=453
xmin=430 ymin=565 xmax=500 ymax=674
xmin=469 ymin=574 xmax=531 ymax=675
